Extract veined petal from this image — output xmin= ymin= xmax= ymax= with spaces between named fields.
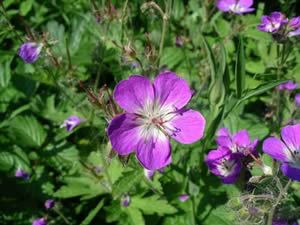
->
xmin=281 ymin=124 xmax=300 ymax=151
xmin=233 ymin=130 xmax=251 ymax=147
xmin=136 ymin=130 xmax=171 ymax=170
xmin=263 ymin=137 xmax=290 ymax=162
xmin=166 ymin=109 xmax=205 ymax=144
xmin=114 ymin=75 xmax=154 ymax=113
xmin=153 ymin=72 xmax=193 ymax=110
xmin=107 ymin=113 xmax=142 ymax=155
xmin=281 ymin=163 xmax=300 ymax=182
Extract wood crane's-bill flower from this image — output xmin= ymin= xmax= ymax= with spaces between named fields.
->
xmin=18 ymin=42 xmax=43 ymax=64
xmin=216 ymin=0 xmax=255 ymax=14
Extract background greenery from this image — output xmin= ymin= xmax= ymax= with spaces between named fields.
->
xmin=1 ymin=0 xmax=300 ymax=224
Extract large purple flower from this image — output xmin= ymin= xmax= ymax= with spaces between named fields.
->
xmin=205 ymin=147 xmax=242 ymax=184
xmin=107 ymin=72 xmax=206 ymax=170
xmin=216 ymin=0 xmax=255 ymax=14
xmin=257 ymin=12 xmax=288 ymax=33
xmin=216 ymin=128 xmax=258 ymax=157
xmin=18 ymin=42 xmax=43 ymax=64
xmin=263 ymin=124 xmax=300 ymax=181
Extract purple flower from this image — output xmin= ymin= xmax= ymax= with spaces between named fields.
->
xmin=257 ymin=12 xmax=288 ymax=33
xmin=216 ymin=0 xmax=255 ymax=14
xmin=15 ymin=168 xmax=30 ymax=180
xmin=287 ymin=16 xmax=300 ymax=37
xmin=144 ymin=169 xmax=155 ymax=180
xmin=18 ymin=42 xmax=43 ymax=64
xmin=178 ymin=194 xmax=190 ymax=202
xmin=216 ymin=128 xmax=258 ymax=157
xmin=121 ymin=195 xmax=130 ymax=207
xmin=263 ymin=124 xmax=300 ymax=182
xmin=32 ymin=218 xmax=47 ymax=225
xmin=277 ymin=81 xmax=298 ymax=91
xmin=295 ymin=94 xmax=300 ymax=107
xmin=273 ymin=218 xmax=299 ymax=225
xmin=62 ymin=115 xmax=83 ymax=132
xmin=175 ymin=36 xmax=184 ymax=47
xmin=107 ymin=72 xmax=206 ymax=170
xmin=44 ymin=199 xmax=55 ymax=210
xmin=205 ymin=147 xmax=242 ymax=184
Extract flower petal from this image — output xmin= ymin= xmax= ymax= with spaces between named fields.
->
xmin=107 ymin=113 xmax=142 ymax=155
xmin=239 ymin=0 xmax=253 ymax=8
xmin=114 ymin=75 xmax=154 ymax=113
xmin=136 ymin=131 xmax=171 ymax=170
xmin=153 ymin=71 xmax=192 ymax=110
xmin=280 ymin=163 xmax=300 ymax=182
xmin=262 ymin=137 xmax=289 ymax=162
xmin=233 ymin=130 xmax=251 ymax=147
xmin=216 ymin=0 xmax=235 ymax=11
xmin=167 ymin=109 xmax=205 ymax=144
xmin=281 ymin=124 xmax=300 ymax=151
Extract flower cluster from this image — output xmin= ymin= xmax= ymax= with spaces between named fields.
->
xmin=258 ymin=12 xmax=300 ymax=39
xmin=216 ymin=0 xmax=255 ymax=14
xmin=206 ymin=128 xmax=259 ymax=184
xmin=108 ymin=72 xmax=205 ymax=170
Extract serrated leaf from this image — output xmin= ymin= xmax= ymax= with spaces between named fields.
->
xmin=20 ymin=0 xmax=33 ymax=16
xmin=125 ymin=207 xmax=145 ymax=225
xmin=131 ymin=196 xmax=177 ymax=216
xmin=113 ymin=170 xmax=143 ymax=198
xmin=0 ymin=151 xmax=29 ymax=172
xmin=8 ymin=115 xmax=46 ymax=148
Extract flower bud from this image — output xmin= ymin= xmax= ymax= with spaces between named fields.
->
xmin=18 ymin=42 xmax=43 ymax=64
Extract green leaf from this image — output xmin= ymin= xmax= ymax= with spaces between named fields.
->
xmin=131 ymin=195 xmax=177 ymax=216
xmin=0 ymin=60 xmax=11 ymax=88
xmin=79 ymin=199 xmax=104 ymax=225
xmin=113 ymin=170 xmax=143 ymax=198
xmin=0 ymin=151 xmax=29 ymax=172
xmin=201 ymin=36 xmax=216 ymax=91
xmin=125 ymin=207 xmax=145 ymax=225
xmin=160 ymin=47 xmax=185 ymax=69
xmin=8 ymin=115 xmax=46 ymax=148
xmin=235 ymin=35 xmax=245 ymax=98
xmin=20 ymin=0 xmax=33 ymax=16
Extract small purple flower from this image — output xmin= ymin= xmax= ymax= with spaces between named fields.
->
xmin=295 ymin=94 xmax=300 ymax=107
xmin=32 ymin=217 xmax=47 ymax=225
xmin=121 ymin=195 xmax=130 ymax=207
xmin=107 ymin=72 xmax=206 ymax=170
xmin=287 ymin=16 xmax=300 ymax=37
xmin=277 ymin=81 xmax=298 ymax=91
xmin=18 ymin=42 xmax=43 ymax=64
xmin=205 ymin=147 xmax=242 ymax=184
xmin=144 ymin=169 xmax=155 ymax=180
xmin=216 ymin=0 xmax=255 ymax=14
xmin=257 ymin=12 xmax=288 ymax=33
xmin=62 ymin=115 xmax=83 ymax=132
xmin=178 ymin=194 xmax=189 ymax=202
xmin=216 ymin=128 xmax=258 ymax=157
xmin=15 ymin=168 xmax=30 ymax=180
xmin=273 ymin=218 xmax=299 ymax=225
xmin=44 ymin=199 xmax=55 ymax=210
xmin=263 ymin=124 xmax=300 ymax=182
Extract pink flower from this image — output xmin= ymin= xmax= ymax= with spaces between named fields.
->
xmin=107 ymin=72 xmax=206 ymax=170
xmin=216 ymin=0 xmax=255 ymax=14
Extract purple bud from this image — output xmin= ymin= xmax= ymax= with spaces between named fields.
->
xmin=32 ymin=217 xmax=47 ymax=225
xmin=18 ymin=42 xmax=43 ymax=64
xmin=144 ymin=169 xmax=155 ymax=180
xmin=295 ymin=93 xmax=300 ymax=107
xmin=121 ymin=195 xmax=130 ymax=207
xmin=175 ymin=36 xmax=184 ymax=47
xmin=44 ymin=199 xmax=55 ymax=210
xmin=178 ymin=194 xmax=189 ymax=202
xmin=15 ymin=168 xmax=30 ymax=180
xmin=62 ymin=115 xmax=83 ymax=132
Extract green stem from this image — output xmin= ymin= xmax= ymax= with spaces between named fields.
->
xmin=266 ymin=179 xmax=292 ymax=225
xmin=53 ymin=207 xmax=72 ymax=225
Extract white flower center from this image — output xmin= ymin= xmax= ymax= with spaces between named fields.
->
xmin=217 ymin=159 xmax=237 ymax=177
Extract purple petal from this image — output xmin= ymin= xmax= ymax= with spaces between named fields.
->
xmin=63 ymin=115 xmax=83 ymax=132
xmin=216 ymin=0 xmax=233 ymax=12
xmin=281 ymin=124 xmax=300 ymax=152
xmin=221 ymin=174 xmax=240 ymax=184
xmin=178 ymin=194 xmax=190 ymax=202
xmin=263 ymin=137 xmax=289 ymax=162
xmin=153 ymin=72 xmax=193 ymax=110
xmin=205 ymin=147 xmax=232 ymax=176
xmin=107 ymin=113 xmax=142 ymax=155
xmin=113 ymin=75 xmax=154 ymax=113
xmin=32 ymin=218 xmax=47 ymax=225
xmin=239 ymin=0 xmax=253 ymax=8
xmin=136 ymin=132 xmax=171 ymax=170
xmin=289 ymin=27 xmax=300 ymax=37
xmin=232 ymin=130 xmax=251 ymax=147
xmin=281 ymin=163 xmax=300 ymax=182
xmin=295 ymin=93 xmax=300 ymax=107
xmin=18 ymin=42 xmax=43 ymax=64
xmin=44 ymin=199 xmax=55 ymax=209
xmin=217 ymin=128 xmax=231 ymax=137
xmin=15 ymin=169 xmax=30 ymax=180
xmin=167 ymin=109 xmax=205 ymax=144
xmin=216 ymin=128 xmax=232 ymax=149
